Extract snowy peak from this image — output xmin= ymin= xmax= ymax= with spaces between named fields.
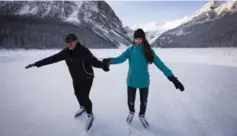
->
xmin=161 ymin=1 xmax=237 ymax=37
xmin=0 ymin=1 xmax=80 ymax=22
xmin=192 ymin=0 xmax=225 ymax=18
xmin=152 ymin=1 xmax=237 ymax=48
xmin=0 ymin=1 xmax=127 ymax=35
xmin=123 ymin=26 xmax=134 ymax=40
xmin=189 ymin=1 xmax=237 ymax=25
xmin=132 ymin=22 xmax=164 ymax=32
xmin=0 ymin=1 xmax=131 ymax=48
xmin=77 ymin=1 xmax=130 ymax=46
xmin=131 ymin=16 xmax=190 ymax=44
xmin=124 ymin=26 xmax=133 ymax=33
xmin=214 ymin=1 xmax=237 ymax=15
xmin=78 ymin=1 xmax=124 ymax=33
xmin=141 ymin=0 xmax=237 ymax=44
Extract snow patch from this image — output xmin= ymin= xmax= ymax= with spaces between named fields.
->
xmin=165 ymin=1 xmax=237 ymax=37
xmin=111 ymin=29 xmax=125 ymax=40
xmin=42 ymin=5 xmax=51 ymax=17
xmin=132 ymin=16 xmax=190 ymax=33
xmin=64 ymin=2 xmax=83 ymax=25
xmin=131 ymin=16 xmax=191 ymax=43
xmin=18 ymin=4 xmax=30 ymax=15
xmin=87 ymin=1 xmax=99 ymax=13
xmin=168 ymin=39 xmax=172 ymax=44
xmin=170 ymin=29 xmax=191 ymax=36
xmin=215 ymin=1 xmax=237 ymax=15
xmin=0 ymin=2 xmax=7 ymax=7
xmin=75 ymin=1 xmax=83 ymax=8
xmin=146 ymin=31 xmax=161 ymax=44
xmin=118 ymin=43 xmax=128 ymax=49
xmin=65 ymin=7 xmax=80 ymax=24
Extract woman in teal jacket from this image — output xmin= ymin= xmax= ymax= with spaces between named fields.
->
xmin=103 ymin=29 xmax=184 ymax=128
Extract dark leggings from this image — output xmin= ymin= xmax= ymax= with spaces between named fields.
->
xmin=73 ymin=78 xmax=93 ymax=114
xmin=127 ymin=86 xmax=149 ymax=116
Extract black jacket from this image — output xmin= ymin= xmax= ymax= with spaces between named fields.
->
xmin=34 ymin=42 xmax=107 ymax=82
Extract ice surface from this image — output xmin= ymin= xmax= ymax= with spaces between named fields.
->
xmin=0 ymin=48 xmax=237 ymax=136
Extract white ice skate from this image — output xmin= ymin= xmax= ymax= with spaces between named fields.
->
xmin=85 ymin=114 xmax=94 ymax=132
xmin=74 ymin=107 xmax=86 ymax=117
xmin=126 ymin=112 xmax=135 ymax=124
xmin=139 ymin=115 xmax=149 ymax=128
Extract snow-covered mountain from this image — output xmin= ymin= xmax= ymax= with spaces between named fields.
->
xmin=0 ymin=1 xmax=131 ymax=49
xmin=131 ymin=16 xmax=191 ymax=44
xmin=123 ymin=26 xmax=133 ymax=41
xmin=152 ymin=1 xmax=237 ymax=48
xmin=124 ymin=25 xmax=162 ymax=44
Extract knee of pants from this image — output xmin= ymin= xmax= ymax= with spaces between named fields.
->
xmin=81 ymin=97 xmax=90 ymax=103
xmin=74 ymin=91 xmax=80 ymax=96
xmin=128 ymin=101 xmax=135 ymax=106
xmin=140 ymin=101 xmax=147 ymax=106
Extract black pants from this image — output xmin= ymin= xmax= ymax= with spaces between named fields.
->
xmin=73 ymin=78 xmax=93 ymax=114
xmin=127 ymin=86 xmax=149 ymax=116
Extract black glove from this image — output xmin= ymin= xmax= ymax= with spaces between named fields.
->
xmin=102 ymin=66 xmax=110 ymax=72
xmin=25 ymin=63 xmax=36 ymax=69
xmin=102 ymin=58 xmax=110 ymax=65
xmin=168 ymin=76 xmax=185 ymax=91
xmin=102 ymin=58 xmax=110 ymax=72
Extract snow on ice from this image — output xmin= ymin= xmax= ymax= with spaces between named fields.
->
xmin=0 ymin=48 xmax=237 ymax=136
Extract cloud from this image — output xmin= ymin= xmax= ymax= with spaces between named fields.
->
xmin=131 ymin=16 xmax=190 ymax=32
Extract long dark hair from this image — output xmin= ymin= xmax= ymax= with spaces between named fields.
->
xmin=143 ymin=38 xmax=154 ymax=64
xmin=133 ymin=28 xmax=154 ymax=64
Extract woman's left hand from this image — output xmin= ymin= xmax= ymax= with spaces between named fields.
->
xmin=168 ymin=76 xmax=185 ymax=92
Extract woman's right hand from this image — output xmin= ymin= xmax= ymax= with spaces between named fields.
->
xmin=102 ymin=58 xmax=110 ymax=65
xmin=102 ymin=58 xmax=110 ymax=72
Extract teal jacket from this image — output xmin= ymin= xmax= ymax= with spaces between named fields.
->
xmin=110 ymin=44 xmax=174 ymax=88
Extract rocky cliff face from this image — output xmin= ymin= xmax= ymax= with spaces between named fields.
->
xmin=0 ymin=1 xmax=131 ymax=49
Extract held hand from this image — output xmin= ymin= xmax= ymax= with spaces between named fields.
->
xmin=25 ymin=63 xmax=35 ymax=69
xmin=102 ymin=58 xmax=110 ymax=72
xmin=168 ymin=76 xmax=185 ymax=92
xmin=103 ymin=66 xmax=110 ymax=72
xmin=102 ymin=58 xmax=110 ymax=66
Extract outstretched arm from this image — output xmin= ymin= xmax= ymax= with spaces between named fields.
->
xmin=25 ymin=48 xmax=67 ymax=68
xmin=152 ymin=49 xmax=173 ymax=77
xmin=152 ymin=49 xmax=184 ymax=91
xmin=84 ymin=48 xmax=109 ymax=71
xmin=109 ymin=47 xmax=132 ymax=64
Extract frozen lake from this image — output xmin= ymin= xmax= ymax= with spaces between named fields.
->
xmin=0 ymin=48 xmax=237 ymax=136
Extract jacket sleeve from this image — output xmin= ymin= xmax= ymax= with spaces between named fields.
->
xmin=109 ymin=47 xmax=132 ymax=64
xmin=152 ymin=49 xmax=174 ymax=77
xmin=84 ymin=48 xmax=106 ymax=68
xmin=34 ymin=48 xmax=67 ymax=67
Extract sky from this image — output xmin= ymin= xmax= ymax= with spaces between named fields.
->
xmin=106 ymin=1 xmax=207 ymax=28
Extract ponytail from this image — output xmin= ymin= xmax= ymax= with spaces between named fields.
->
xmin=143 ymin=39 xmax=154 ymax=64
